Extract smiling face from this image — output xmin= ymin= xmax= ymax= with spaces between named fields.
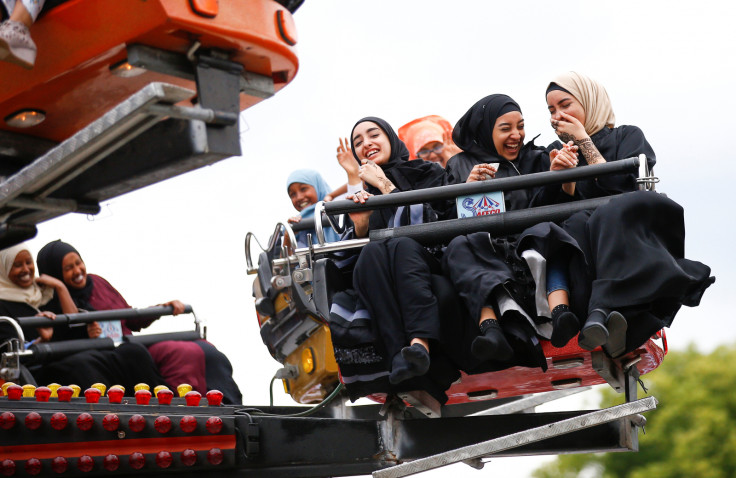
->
xmin=546 ymin=89 xmax=586 ymax=126
xmin=61 ymin=252 xmax=87 ymax=290
xmin=352 ymin=121 xmax=391 ymax=165
xmin=8 ymin=250 xmax=35 ymax=288
xmin=492 ymin=111 xmax=525 ymax=160
xmin=288 ymin=182 xmax=319 ymax=212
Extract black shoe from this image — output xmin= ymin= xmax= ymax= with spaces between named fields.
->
xmin=389 ymin=343 xmax=430 ymax=384
xmin=603 ymin=311 xmax=627 ymax=358
xmin=550 ymin=305 xmax=581 ymax=348
xmin=471 ymin=319 xmax=514 ymax=362
xmin=578 ymin=309 xmax=609 ymax=351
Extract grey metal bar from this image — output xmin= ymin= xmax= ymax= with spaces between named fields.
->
xmin=145 ymin=103 xmax=238 ymax=126
xmin=470 ymin=388 xmax=592 ymax=416
xmin=373 ymin=396 xmax=657 ymax=478
xmin=325 ymin=157 xmax=640 ymax=215
xmin=6 ymin=196 xmax=100 ymax=215
xmin=271 ymin=238 xmax=370 ymax=268
xmin=0 ymin=83 xmax=194 ymax=206
xmin=16 ymin=305 xmax=192 ymax=328
xmin=369 ymin=194 xmax=624 ymax=246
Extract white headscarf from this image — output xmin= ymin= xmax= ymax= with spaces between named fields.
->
xmin=0 ymin=243 xmax=53 ymax=311
xmin=549 ymin=71 xmax=616 ymax=137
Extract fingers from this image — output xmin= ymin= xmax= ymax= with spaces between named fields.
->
xmin=348 ymin=190 xmax=371 ymax=204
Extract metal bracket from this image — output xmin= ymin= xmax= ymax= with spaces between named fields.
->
xmin=372 ymin=397 xmax=658 ymax=478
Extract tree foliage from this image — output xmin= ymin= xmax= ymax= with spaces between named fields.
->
xmin=534 ymin=345 xmax=736 ymax=478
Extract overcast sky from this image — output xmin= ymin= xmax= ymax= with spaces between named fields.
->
xmin=23 ymin=1 xmax=736 ymax=476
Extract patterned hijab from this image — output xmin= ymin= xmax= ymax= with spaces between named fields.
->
xmin=547 ymin=71 xmax=616 ymax=136
xmin=0 ymin=243 xmax=53 ymax=310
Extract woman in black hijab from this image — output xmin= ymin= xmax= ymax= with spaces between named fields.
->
xmin=442 ymin=95 xmax=567 ymax=370
xmin=345 ymin=117 xmax=454 ymax=387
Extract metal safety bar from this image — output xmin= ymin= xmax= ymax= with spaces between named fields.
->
xmin=15 ymin=304 xmax=192 ymax=328
xmin=245 ymin=222 xmax=298 ymax=274
xmin=373 ymin=396 xmax=658 ymax=478
xmin=322 ymin=157 xmax=641 ymax=217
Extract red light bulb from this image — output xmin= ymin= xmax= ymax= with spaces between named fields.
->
xmin=155 ymin=451 xmax=172 ymax=468
xmin=24 ymin=458 xmax=41 ymax=475
xmin=56 ymin=386 xmax=73 ymax=402
xmin=206 ymin=416 xmax=223 ymax=434
xmin=50 ymin=412 xmax=68 ymax=431
xmin=184 ymin=390 xmax=201 ymax=407
xmin=154 ymin=416 xmax=172 ymax=434
xmin=0 ymin=412 xmax=15 ymax=430
xmin=84 ymin=387 xmax=101 ymax=404
xmin=206 ymin=389 xmax=224 ymax=406
xmin=180 ymin=415 xmax=197 ymax=433
xmin=135 ymin=389 xmax=152 ymax=405
xmin=207 ymin=448 xmax=224 ymax=466
xmin=102 ymin=455 xmax=119 ymax=472
xmin=102 ymin=414 xmax=119 ymax=431
xmin=77 ymin=455 xmax=94 ymax=473
xmin=5 ymin=385 xmax=22 ymax=401
xmin=51 ymin=457 xmax=68 ymax=474
xmin=181 ymin=449 xmax=197 ymax=467
xmin=24 ymin=412 xmax=41 ymax=430
xmin=129 ymin=452 xmax=145 ymax=470
xmin=76 ymin=413 xmax=93 ymax=431
xmin=156 ymin=388 xmax=174 ymax=405
xmin=107 ymin=387 xmax=124 ymax=404
xmin=128 ymin=414 xmax=146 ymax=432
xmin=1 ymin=459 xmax=16 ymax=476
xmin=34 ymin=386 xmax=51 ymax=402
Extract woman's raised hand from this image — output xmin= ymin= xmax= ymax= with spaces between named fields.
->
xmin=551 ymin=111 xmax=587 ymax=144
xmin=337 ymin=138 xmax=359 ymax=176
xmin=466 ymin=163 xmax=497 ymax=183
xmin=439 ymin=130 xmax=462 ymax=161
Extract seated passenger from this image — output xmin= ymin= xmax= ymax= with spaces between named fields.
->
xmin=442 ymin=94 xmax=569 ymax=365
xmin=0 ymin=242 xmax=165 ymax=392
xmin=0 ymin=0 xmax=45 ymax=68
xmin=286 ymin=169 xmax=341 ymax=246
xmin=398 ymin=115 xmax=461 ymax=168
xmin=337 ymin=117 xmax=456 ymax=389
xmin=36 ymin=240 xmax=243 ymax=404
xmin=517 ymin=72 xmax=713 ymax=356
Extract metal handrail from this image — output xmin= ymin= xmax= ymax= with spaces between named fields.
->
xmin=15 ymin=305 xmax=192 ymax=328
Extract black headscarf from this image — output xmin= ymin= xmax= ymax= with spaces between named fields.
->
xmin=349 ymin=117 xmax=446 ymax=194
xmin=452 ymin=94 xmax=522 ymax=159
xmin=36 ymin=240 xmax=96 ymax=311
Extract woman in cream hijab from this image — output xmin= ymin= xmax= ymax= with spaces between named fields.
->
xmin=0 ymin=242 xmax=81 ymax=343
xmin=539 ymin=71 xmax=656 ymax=203
xmin=0 ymin=243 xmax=165 ymax=392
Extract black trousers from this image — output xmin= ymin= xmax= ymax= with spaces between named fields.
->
xmin=353 ymin=237 xmax=441 ymax=367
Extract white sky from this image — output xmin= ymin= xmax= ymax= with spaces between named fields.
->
xmin=22 ymin=1 xmax=736 ymax=476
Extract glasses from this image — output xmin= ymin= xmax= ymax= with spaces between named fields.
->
xmin=417 ymin=144 xmax=444 ymax=158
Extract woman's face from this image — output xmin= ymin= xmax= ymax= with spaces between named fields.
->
xmin=547 ymin=90 xmax=586 ymax=126
xmin=8 ymin=250 xmax=35 ymax=288
xmin=352 ymin=121 xmax=391 ymax=165
xmin=288 ymin=182 xmax=319 ymax=211
xmin=61 ymin=252 xmax=87 ymax=289
xmin=492 ymin=111 xmax=525 ymax=160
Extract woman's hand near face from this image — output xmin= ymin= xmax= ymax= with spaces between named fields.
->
xmin=337 ymin=138 xmax=360 ymax=183
xmin=438 ymin=130 xmax=462 ymax=161
xmin=87 ymin=321 xmax=102 ymax=339
xmin=552 ymin=111 xmax=587 ymax=144
xmin=35 ymin=274 xmax=65 ymax=291
xmin=359 ymin=160 xmax=396 ymax=194
xmin=466 ymin=163 xmax=497 ymax=183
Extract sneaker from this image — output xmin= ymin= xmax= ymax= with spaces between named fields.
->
xmin=0 ymin=20 xmax=37 ymax=69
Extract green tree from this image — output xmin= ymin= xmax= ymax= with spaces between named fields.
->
xmin=534 ymin=345 xmax=736 ymax=478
